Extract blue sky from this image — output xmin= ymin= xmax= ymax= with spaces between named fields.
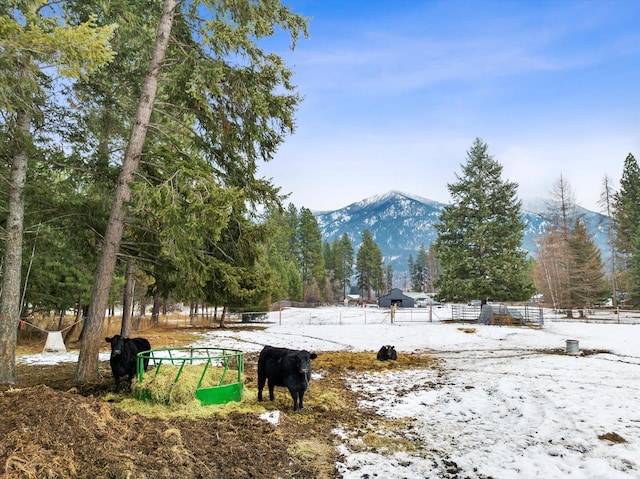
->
xmin=257 ymin=0 xmax=640 ymax=212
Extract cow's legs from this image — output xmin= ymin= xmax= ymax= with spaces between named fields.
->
xmin=257 ymin=373 xmax=265 ymax=401
xmin=268 ymin=381 xmax=275 ymax=401
xmin=290 ymin=390 xmax=300 ymax=411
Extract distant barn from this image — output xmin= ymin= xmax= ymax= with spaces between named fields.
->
xmin=378 ymin=288 xmax=415 ymax=308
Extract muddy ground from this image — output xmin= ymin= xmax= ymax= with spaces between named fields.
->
xmin=0 ymin=326 xmax=441 ymax=479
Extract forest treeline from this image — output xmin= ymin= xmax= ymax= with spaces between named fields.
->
xmin=1 ymin=2 xmax=639 ymax=387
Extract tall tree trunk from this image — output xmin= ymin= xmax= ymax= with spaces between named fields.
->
xmin=73 ymin=0 xmax=177 ymax=384
xmin=121 ymin=261 xmax=135 ymax=337
xmin=601 ymin=175 xmax=618 ymax=308
xmin=218 ymin=306 xmax=227 ymax=328
xmin=151 ymin=293 xmax=161 ymax=326
xmin=64 ymin=299 xmax=84 ymax=344
xmin=0 ymin=110 xmax=30 ymax=385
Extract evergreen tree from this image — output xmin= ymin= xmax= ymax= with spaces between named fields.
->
xmin=434 ymin=138 xmax=534 ymax=303
xmin=297 ymin=207 xmax=325 ymax=301
xmin=334 ymin=233 xmax=354 ymax=300
xmin=0 ymin=2 xmax=115 ymax=385
xmin=355 ymin=229 xmax=383 ymax=300
xmin=264 ymin=206 xmax=302 ymax=301
xmin=74 ymin=0 xmax=309 ymax=383
xmin=383 ymin=264 xmax=393 ymax=292
xmin=407 ymin=254 xmax=415 ymax=288
xmin=566 ymin=219 xmax=609 ymax=314
xmin=321 ymin=239 xmax=342 ymax=301
xmin=630 ymin=233 xmax=640 ymax=304
xmin=323 ymin=240 xmax=336 ymax=273
xmin=613 ymin=153 xmax=640 ymax=305
xmin=201 ymin=204 xmax=275 ymax=316
xmin=409 ymin=244 xmax=430 ymax=292
xmin=428 ymin=245 xmax=439 ymax=294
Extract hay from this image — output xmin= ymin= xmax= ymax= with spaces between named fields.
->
xmin=132 ymin=363 xmax=241 ymax=406
xmin=457 ymin=327 xmax=477 ymax=334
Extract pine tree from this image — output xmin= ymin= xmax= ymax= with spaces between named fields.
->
xmin=613 ymin=153 xmax=640 ymax=305
xmin=407 ymin=255 xmax=415 ymax=288
xmin=334 ymin=234 xmax=354 ymax=300
xmin=630 ymin=233 xmax=640 ymax=303
xmin=566 ymin=220 xmax=609 ymax=314
xmin=383 ymin=264 xmax=393 ymax=292
xmin=72 ymin=0 xmax=309 ymax=383
xmin=428 ymin=245 xmax=439 ymax=294
xmin=0 ymin=2 xmax=115 ymax=385
xmin=323 ymin=240 xmax=336 ymax=273
xmin=264 ymin=205 xmax=302 ymax=301
xmin=409 ymin=244 xmax=430 ymax=292
xmin=355 ymin=229 xmax=383 ymax=301
xmin=433 ymin=138 xmax=534 ymax=303
xmin=297 ymin=207 xmax=325 ymax=301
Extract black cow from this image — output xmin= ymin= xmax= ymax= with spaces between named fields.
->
xmin=257 ymin=346 xmax=318 ymax=411
xmin=105 ymin=335 xmax=151 ymax=392
xmin=376 ymin=345 xmax=397 ymax=361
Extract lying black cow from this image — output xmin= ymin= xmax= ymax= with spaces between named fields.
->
xmin=377 ymin=345 xmax=398 ymax=361
xmin=257 ymin=346 xmax=317 ymax=411
xmin=105 ymin=335 xmax=151 ymax=392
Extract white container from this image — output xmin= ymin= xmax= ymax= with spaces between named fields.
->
xmin=565 ymin=339 xmax=580 ymax=355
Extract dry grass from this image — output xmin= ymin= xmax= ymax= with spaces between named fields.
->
xmin=5 ymin=342 xmax=448 ymax=479
xmin=314 ymin=350 xmax=438 ymax=373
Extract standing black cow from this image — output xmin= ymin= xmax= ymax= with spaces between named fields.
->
xmin=257 ymin=346 xmax=318 ymax=411
xmin=105 ymin=335 xmax=151 ymax=392
xmin=376 ymin=345 xmax=398 ymax=361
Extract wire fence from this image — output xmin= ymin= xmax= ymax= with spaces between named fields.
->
xmin=544 ymin=308 xmax=640 ymax=325
xmin=18 ymin=304 xmax=640 ymax=342
xmin=451 ymin=303 xmax=545 ymax=327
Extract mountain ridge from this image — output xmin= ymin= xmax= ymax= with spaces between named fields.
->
xmin=313 ymin=190 xmax=610 ymax=283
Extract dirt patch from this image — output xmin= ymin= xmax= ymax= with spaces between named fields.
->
xmin=0 ymin=383 xmax=330 ymax=479
xmin=537 ymin=348 xmax=612 ymax=357
xmin=2 ymin=330 xmax=440 ymax=479
xmin=598 ymin=432 xmax=627 ymax=443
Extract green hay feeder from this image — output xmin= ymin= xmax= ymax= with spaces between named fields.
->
xmin=134 ymin=348 xmax=244 ymax=406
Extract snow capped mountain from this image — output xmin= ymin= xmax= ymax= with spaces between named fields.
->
xmin=314 ymin=191 xmax=611 ymax=279
xmin=521 ymin=197 xmax=550 ymax=215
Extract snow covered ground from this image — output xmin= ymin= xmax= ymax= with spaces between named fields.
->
xmin=19 ymin=306 xmax=640 ymax=478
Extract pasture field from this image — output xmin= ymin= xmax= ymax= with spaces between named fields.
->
xmin=3 ymin=306 xmax=640 ymax=478
xmin=2 ymin=324 xmax=439 ymax=479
